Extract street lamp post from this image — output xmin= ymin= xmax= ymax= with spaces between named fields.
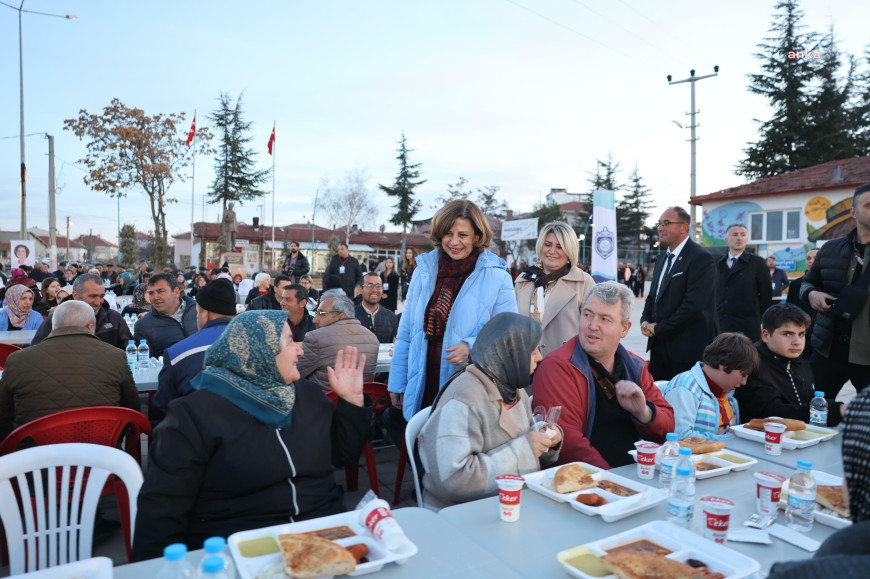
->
xmin=116 ymin=174 xmax=122 ymax=264
xmin=0 ymin=1 xmax=76 ymax=238
xmin=581 ymin=215 xmax=594 ymax=266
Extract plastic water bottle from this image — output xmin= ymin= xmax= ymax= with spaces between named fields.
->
xmin=809 ymin=392 xmax=828 ymax=427
xmin=786 ymin=460 xmax=817 ymax=532
xmin=125 ymin=340 xmax=137 ymax=373
xmin=200 ymin=556 xmax=231 ymax=579
xmin=659 ymin=433 xmax=681 ymax=489
xmin=667 ymin=465 xmax=695 ymax=527
xmin=675 ymin=446 xmax=697 ymax=484
xmin=198 ymin=537 xmax=236 ymax=578
xmin=156 ymin=543 xmax=195 ymax=579
xmin=137 ymin=340 xmax=150 ymax=371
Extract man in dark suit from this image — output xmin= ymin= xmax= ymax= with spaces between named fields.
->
xmin=641 ymin=206 xmax=717 ymax=381
xmin=715 ymin=224 xmax=771 ymax=342
xmin=324 ymin=243 xmax=362 ymax=300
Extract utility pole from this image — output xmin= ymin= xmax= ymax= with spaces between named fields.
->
xmin=667 ymin=66 xmax=719 ymax=241
xmin=47 ymin=134 xmax=57 ymax=271
xmin=65 ymin=216 xmax=70 ymax=261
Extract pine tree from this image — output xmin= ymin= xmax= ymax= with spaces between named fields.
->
xmin=617 ymin=164 xmax=654 ymax=250
xmin=378 ymin=132 xmax=426 ymax=262
xmin=119 ymin=224 xmax=138 ymax=269
xmin=737 ymin=0 xmax=818 ymax=180
xmin=849 ymin=45 xmax=870 ymax=156
xmin=805 ymin=26 xmax=857 ymax=162
xmin=587 ymin=154 xmax=622 ymax=195
xmin=208 ymin=92 xmax=270 ymax=211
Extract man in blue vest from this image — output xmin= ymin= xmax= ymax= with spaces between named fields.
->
xmin=151 ymin=278 xmax=236 ymax=415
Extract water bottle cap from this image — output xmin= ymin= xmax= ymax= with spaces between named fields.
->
xmin=678 ymin=447 xmax=691 ymax=455
xmin=128 ymin=340 xmax=135 ymax=344
xmin=202 ymin=556 xmax=224 ymax=574
xmin=676 ymin=466 xmax=691 ymax=476
xmin=140 ymin=340 xmax=147 ymax=345
xmin=204 ymin=536 xmax=227 ymax=553
xmin=666 ymin=433 xmax=678 ymax=441
xmin=797 ymin=460 xmax=813 ymax=470
xmin=163 ymin=543 xmax=187 ymax=561
xmin=815 ymin=391 xmax=824 ymax=397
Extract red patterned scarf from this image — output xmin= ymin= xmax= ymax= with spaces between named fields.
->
xmin=424 ymin=250 xmax=479 ymax=339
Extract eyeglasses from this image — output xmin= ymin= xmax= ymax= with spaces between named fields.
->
xmin=655 ymin=220 xmax=688 ymax=228
xmin=315 ymin=310 xmax=340 ymax=316
xmin=362 ymin=283 xmax=383 ymax=289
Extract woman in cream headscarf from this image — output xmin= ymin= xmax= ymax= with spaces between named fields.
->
xmin=132 ymin=310 xmax=373 ymax=561
xmin=418 ymin=312 xmax=561 ymax=509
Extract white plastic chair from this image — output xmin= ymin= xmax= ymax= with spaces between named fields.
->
xmin=404 ymin=407 xmax=432 ymax=509
xmin=0 ymin=443 xmax=143 ymax=575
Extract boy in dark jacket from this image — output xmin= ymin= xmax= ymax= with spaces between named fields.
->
xmin=736 ymin=303 xmax=845 ymax=427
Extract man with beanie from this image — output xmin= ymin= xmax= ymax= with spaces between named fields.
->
xmin=152 ymin=278 xmax=237 ymax=414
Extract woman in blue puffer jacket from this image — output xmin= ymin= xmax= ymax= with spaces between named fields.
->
xmin=386 ymin=200 xmax=518 ymax=436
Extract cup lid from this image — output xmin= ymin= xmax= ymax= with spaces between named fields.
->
xmin=763 ymin=422 xmax=788 ymax=431
xmin=755 ymin=471 xmax=787 ymax=484
xmin=495 ymin=474 xmax=525 ymax=482
xmin=635 ymin=441 xmax=660 ymax=450
xmin=700 ymin=496 xmax=735 ymax=510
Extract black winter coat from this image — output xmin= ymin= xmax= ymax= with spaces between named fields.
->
xmin=324 ymin=255 xmax=362 ymax=300
xmin=736 ymin=342 xmax=842 ymax=427
xmin=31 ymin=300 xmax=133 ymax=349
xmin=132 ymin=382 xmax=372 ymax=561
xmin=281 ymin=251 xmax=310 ymax=281
xmin=715 ymin=252 xmax=771 ymax=342
xmin=800 ymin=228 xmax=859 ymax=354
xmin=133 ymin=296 xmax=198 ymax=359
xmin=248 ymin=289 xmax=282 ymax=311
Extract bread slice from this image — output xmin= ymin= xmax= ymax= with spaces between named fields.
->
xmin=601 ymin=551 xmax=707 ymax=579
xmin=554 ymin=463 xmax=595 ymax=494
xmin=278 ymin=533 xmax=356 ymax=578
xmin=747 ymin=418 xmax=806 ymax=432
xmin=816 ymin=485 xmax=850 ymax=519
xmin=678 ymin=437 xmax=725 ymax=454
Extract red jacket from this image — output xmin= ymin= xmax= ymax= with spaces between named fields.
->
xmin=532 ymin=337 xmax=674 ymax=469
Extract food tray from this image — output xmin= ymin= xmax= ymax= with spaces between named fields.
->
xmin=779 ymin=470 xmax=851 ymax=529
xmin=8 ymin=556 xmax=113 ymax=579
xmin=557 ymin=520 xmax=760 ymax=579
xmin=627 ymin=448 xmax=758 ymax=478
xmin=730 ymin=421 xmax=838 ymax=449
xmin=523 ymin=462 xmax=667 ymax=522
xmin=227 ymin=510 xmax=418 ymax=578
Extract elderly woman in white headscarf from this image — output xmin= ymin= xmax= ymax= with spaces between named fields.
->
xmin=418 ymin=312 xmax=562 ymax=509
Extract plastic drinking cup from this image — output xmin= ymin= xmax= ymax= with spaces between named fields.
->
xmin=700 ymin=496 xmax=735 ymax=544
xmin=634 ymin=441 xmax=660 ymax=480
xmin=763 ymin=422 xmax=788 ymax=455
xmin=495 ymin=474 xmax=525 ymax=522
xmin=754 ymin=471 xmax=787 ymax=518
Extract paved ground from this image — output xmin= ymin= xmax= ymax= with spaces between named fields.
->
xmin=38 ymin=288 xmax=857 ymax=569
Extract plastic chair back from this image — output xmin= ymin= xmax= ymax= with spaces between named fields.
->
xmin=362 ymin=382 xmax=391 ymax=416
xmin=0 ymin=343 xmax=22 ymax=367
xmin=0 ymin=406 xmax=151 ymax=463
xmin=654 ymin=380 xmax=669 ymax=392
xmin=404 ymin=407 xmax=432 ymax=509
xmin=0 ymin=443 xmax=143 ymax=575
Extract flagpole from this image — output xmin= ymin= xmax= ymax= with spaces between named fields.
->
xmin=190 ymin=110 xmax=196 ymax=270
xmin=271 ymin=121 xmax=276 ymax=271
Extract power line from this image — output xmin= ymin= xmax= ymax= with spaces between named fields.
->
xmin=502 ymin=0 xmax=661 ymax=69
xmin=613 ymin=0 xmax=717 ymax=63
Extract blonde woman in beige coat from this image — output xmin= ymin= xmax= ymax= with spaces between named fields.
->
xmin=514 ymin=221 xmax=596 ymax=360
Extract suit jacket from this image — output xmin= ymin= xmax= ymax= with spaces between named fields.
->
xmin=514 ymin=266 xmax=596 ymax=359
xmin=641 ymin=239 xmax=717 ymax=371
xmin=715 ymin=252 xmax=771 ymax=342
xmin=295 ymin=318 xmax=379 ymax=391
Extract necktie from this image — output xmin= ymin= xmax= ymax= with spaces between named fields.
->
xmin=728 ymin=256 xmax=735 ymax=269
xmin=656 ymin=252 xmax=674 ymax=296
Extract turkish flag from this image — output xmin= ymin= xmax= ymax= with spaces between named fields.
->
xmin=267 ymin=126 xmax=275 ymax=155
xmin=186 ymin=114 xmax=196 ymax=146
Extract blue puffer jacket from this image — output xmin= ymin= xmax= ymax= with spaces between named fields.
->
xmin=388 ymin=249 xmax=518 ymax=420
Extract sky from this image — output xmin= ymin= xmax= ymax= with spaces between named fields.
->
xmin=1 ymin=0 xmax=868 ymax=246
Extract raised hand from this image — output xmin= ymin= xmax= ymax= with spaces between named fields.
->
xmin=327 ymin=346 xmax=366 ymax=407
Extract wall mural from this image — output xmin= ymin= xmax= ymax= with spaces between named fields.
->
xmin=700 ymin=201 xmax=761 ymax=246
xmin=805 ymin=196 xmax=853 ymax=242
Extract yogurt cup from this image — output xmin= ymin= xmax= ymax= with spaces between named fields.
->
xmin=495 ymin=474 xmax=525 ymax=522
xmin=700 ymin=496 xmax=735 ymax=544
xmin=634 ymin=441 xmax=660 ymax=480
xmin=763 ymin=422 xmax=788 ymax=455
xmin=754 ymin=471 xmax=787 ymax=518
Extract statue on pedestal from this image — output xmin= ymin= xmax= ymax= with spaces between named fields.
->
xmin=220 ymin=202 xmax=238 ymax=252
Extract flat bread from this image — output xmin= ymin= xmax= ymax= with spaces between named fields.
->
xmin=600 ymin=551 xmax=707 ymax=579
xmin=816 ymin=485 xmax=850 ymax=519
xmin=278 ymin=533 xmax=356 ymax=578
xmin=678 ymin=437 xmax=725 ymax=454
xmin=554 ymin=463 xmax=595 ymax=494
xmin=747 ymin=418 xmax=806 ymax=432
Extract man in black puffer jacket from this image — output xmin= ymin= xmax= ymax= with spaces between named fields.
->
xmin=800 ymin=183 xmax=870 ymax=398
xmin=133 ymin=273 xmax=198 ymax=359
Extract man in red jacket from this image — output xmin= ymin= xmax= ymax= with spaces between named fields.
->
xmin=532 ymin=281 xmax=674 ymax=469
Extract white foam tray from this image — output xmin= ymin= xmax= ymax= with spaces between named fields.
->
xmin=780 ymin=469 xmax=852 ymax=529
xmin=730 ymin=421 xmax=838 ymax=449
xmin=627 ymin=448 xmax=758 ymax=479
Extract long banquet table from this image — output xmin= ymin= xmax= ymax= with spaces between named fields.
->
xmin=724 ymin=433 xmax=844 ymax=475
xmin=438 ymin=457 xmax=839 ymax=578
xmin=113 ymin=507 xmax=523 ymax=579
xmin=0 ymin=330 xmax=37 ymax=345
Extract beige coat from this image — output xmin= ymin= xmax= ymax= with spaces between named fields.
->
xmin=295 ymin=318 xmax=379 ymax=391
xmin=514 ymin=266 xmax=596 ymax=359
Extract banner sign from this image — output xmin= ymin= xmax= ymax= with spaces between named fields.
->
xmin=501 ymin=218 xmax=539 ymax=241
xmin=591 ymin=190 xmax=617 ymax=283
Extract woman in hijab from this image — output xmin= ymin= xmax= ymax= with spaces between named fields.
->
xmin=132 ymin=310 xmax=372 ymax=561
xmin=122 ymin=283 xmax=149 ymax=317
xmin=768 ymin=389 xmax=870 ymax=578
xmin=0 ymin=285 xmax=43 ymax=334
xmin=417 ymin=313 xmax=562 ymax=509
